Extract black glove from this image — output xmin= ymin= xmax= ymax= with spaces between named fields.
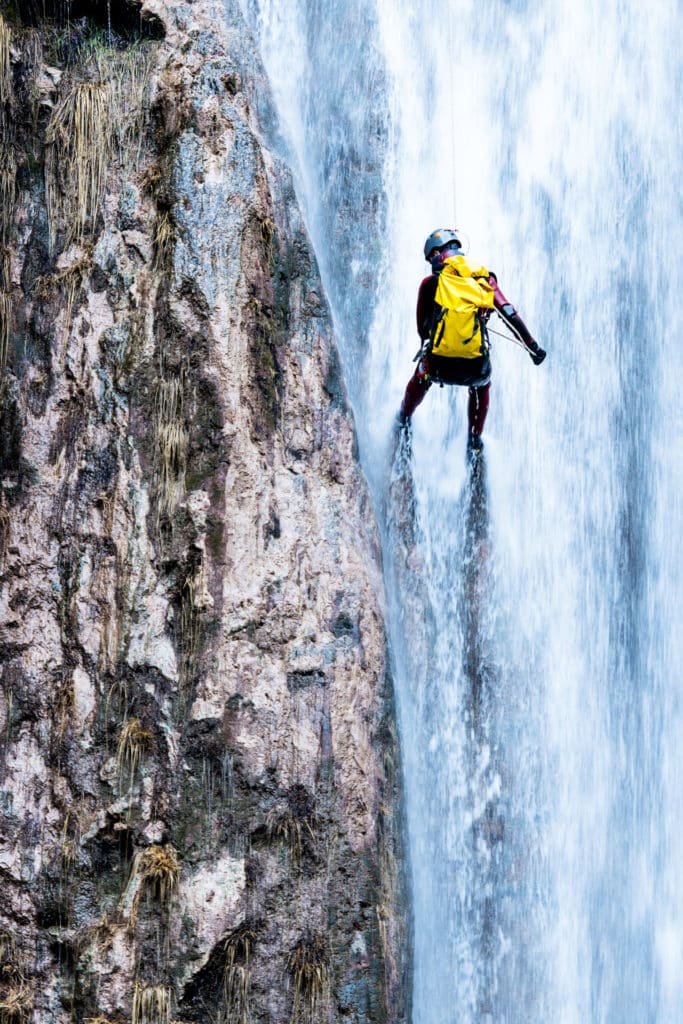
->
xmin=530 ymin=346 xmax=546 ymax=365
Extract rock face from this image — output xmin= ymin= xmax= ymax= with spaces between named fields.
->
xmin=0 ymin=2 xmax=408 ymax=1021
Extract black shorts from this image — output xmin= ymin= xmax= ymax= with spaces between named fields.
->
xmin=427 ymin=353 xmax=491 ymax=388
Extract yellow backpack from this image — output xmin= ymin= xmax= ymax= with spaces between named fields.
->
xmin=430 ymin=254 xmax=495 ymax=359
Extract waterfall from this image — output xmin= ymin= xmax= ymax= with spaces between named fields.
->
xmin=243 ymin=1 xmax=683 ymax=1020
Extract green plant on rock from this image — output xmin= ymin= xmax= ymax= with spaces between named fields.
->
xmin=287 ymin=934 xmax=329 ymax=1024
xmin=45 ymin=80 xmax=110 ymax=250
xmin=131 ymin=984 xmax=172 ymax=1024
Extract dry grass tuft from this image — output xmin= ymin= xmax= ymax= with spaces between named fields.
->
xmin=0 ymin=931 xmax=22 ymax=997
xmin=266 ymin=809 xmax=315 ymax=870
xmin=125 ymin=844 xmax=180 ymax=926
xmin=287 ymin=935 xmax=329 ymax=1024
xmin=0 ymin=500 xmax=9 ymax=563
xmin=117 ymin=717 xmax=154 ymax=797
xmin=257 ymin=215 xmax=275 ymax=264
xmin=35 ymin=252 xmax=92 ymax=348
xmin=222 ymin=926 xmax=256 ymax=1024
xmin=0 ymin=930 xmax=16 ymax=968
xmin=154 ymin=376 xmax=187 ymax=518
xmin=59 ymin=813 xmax=77 ymax=873
xmin=0 ymin=986 xmax=32 ymax=1024
xmin=375 ymin=903 xmax=388 ymax=960
xmin=0 ymin=288 xmax=11 ymax=378
xmin=52 ymin=672 xmax=74 ymax=759
xmin=153 ymin=211 xmax=175 ymax=273
xmin=1 ymin=686 xmax=12 ymax=751
xmin=140 ymin=163 xmax=162 ymax=195
xmin=132 ymin=984 xmax=172 ymax=1024
xmin=45 ymin=81 xmax=110 ymax=250
xmin=87 ymin=40 xmax=155 ymax=168
xmin=40 ymin=35 xmax=156 ymax=252
xmin=0 ymin=247 xmax=9 ymax=292
xmin=19 ymin=29 xmax=41 ymax=126
xmin=0 ymin=147 xmax=15 ymax=246
xmin=0 ymin=16 xmax=12 ymax=108
xmin=178 ymin=569 xmax=202 ymax=687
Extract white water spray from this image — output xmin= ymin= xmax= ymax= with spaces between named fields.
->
xmin=244 ymin=1 xmax=683 ymax=1020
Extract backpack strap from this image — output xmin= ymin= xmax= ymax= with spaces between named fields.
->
xmin=478 ymin=313 xmax=490 ymax=356
xmin=430 ymin=307 xmax=446 ymax=350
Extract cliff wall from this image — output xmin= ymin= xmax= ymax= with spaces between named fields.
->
xmin=0 ymin=2 xmax=408 ymax=1020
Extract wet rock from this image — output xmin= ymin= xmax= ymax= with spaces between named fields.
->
xmin=0 ymin=1 xmax=408 ymax=1021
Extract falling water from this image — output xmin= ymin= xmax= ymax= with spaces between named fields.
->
xmin=243 ymin=1 xmax=683 ymax=1020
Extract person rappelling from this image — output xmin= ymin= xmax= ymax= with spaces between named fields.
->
xmin=397 ymin=229 xmax=547 ymax=454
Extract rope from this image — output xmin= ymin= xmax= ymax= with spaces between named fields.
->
xmin=448 ymin=8 xmax=457 ymax=221
xmin=487 ymin=321 xmax=531 ymax=352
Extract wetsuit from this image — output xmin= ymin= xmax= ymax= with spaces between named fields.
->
xmin=400 ymin=267 xmax=542 ymax=436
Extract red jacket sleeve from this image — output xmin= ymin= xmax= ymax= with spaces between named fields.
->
xmin=488 ymin=274 xmax=537 ymax=352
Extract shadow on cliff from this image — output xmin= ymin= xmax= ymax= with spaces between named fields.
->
xmin=9 ymin=0 xmax=165 ymax=40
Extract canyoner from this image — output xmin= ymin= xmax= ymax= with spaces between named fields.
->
xmin=398 ymin=228 xmax=546 ymax=456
